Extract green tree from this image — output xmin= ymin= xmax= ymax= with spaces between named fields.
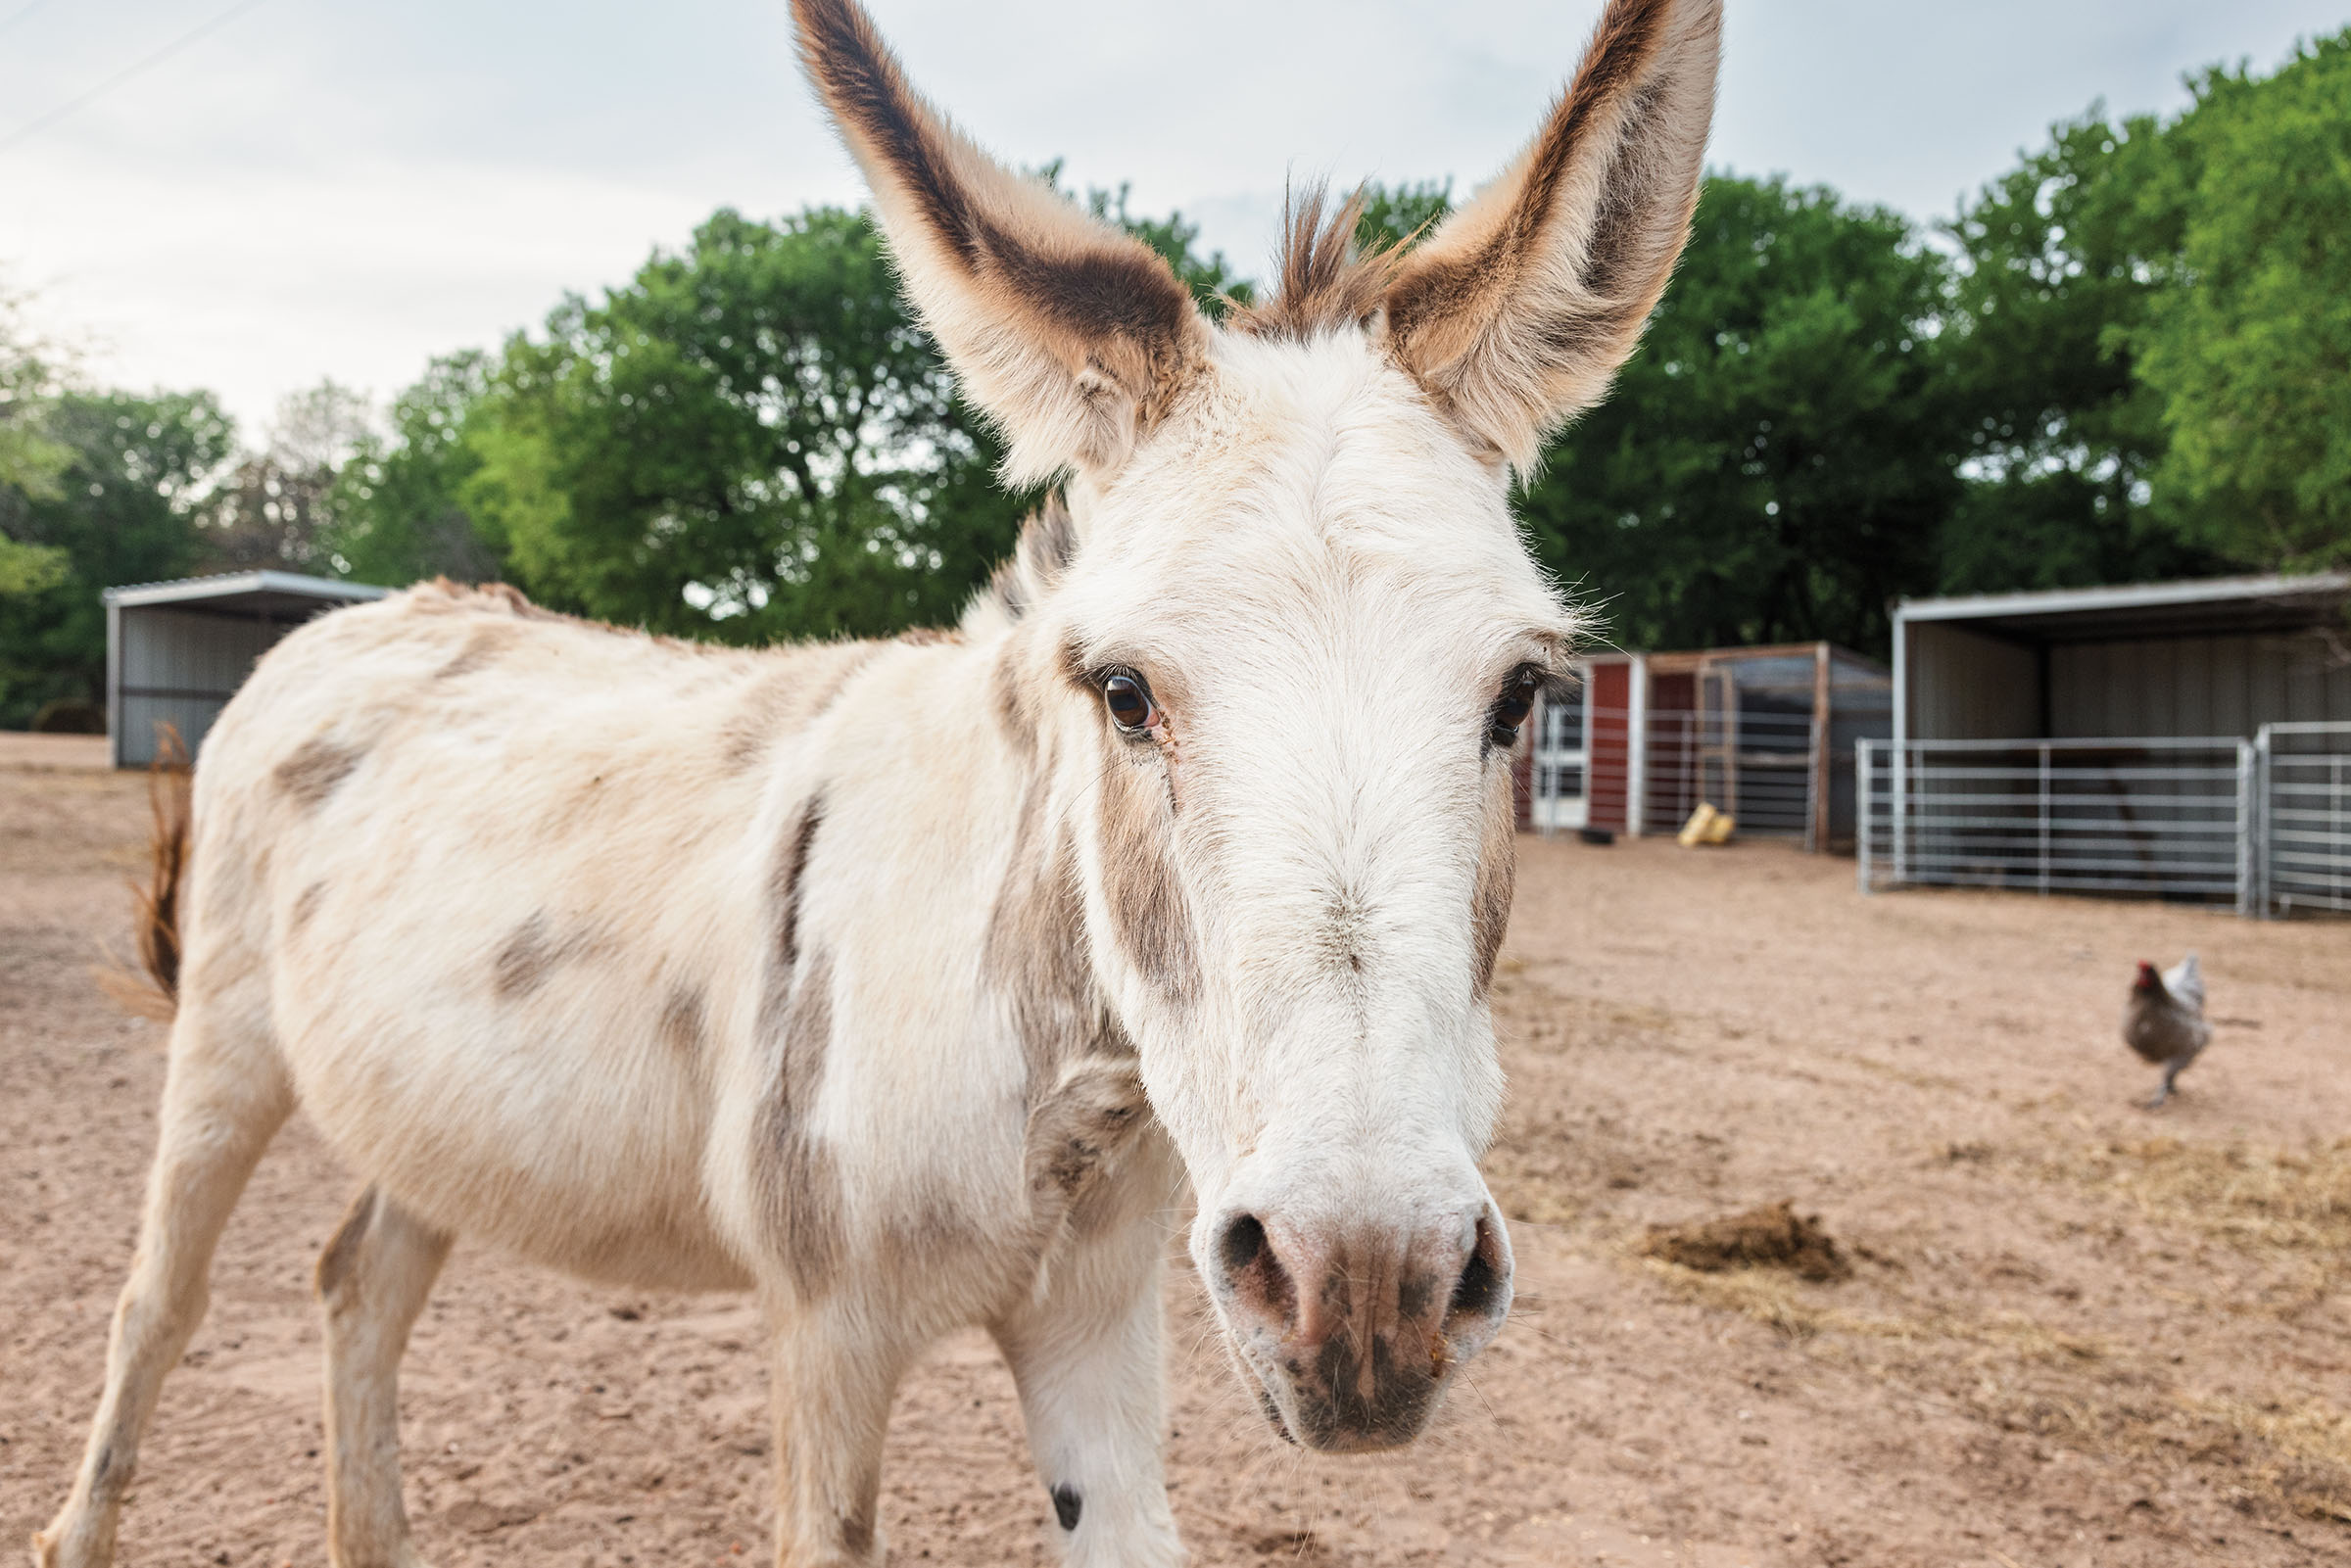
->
xmin=0 ymin=286 xmax=73 ymax=599
xmin=0 ymin=390 xmax=234 ymax=726
xmin=1519 ymin=174 xmax=1958 ymax=654
xmin=2135 ymin=29 xmax=2351 ymax=569
xmin=463 ymin=206 xmax=1032 ymax=640
xmin=197 ymin=380 xmax=376 ymax=575
xmin=1937 ymin=107 xmax=2238 ymax=594
xmin=324 ymin=352 xmax=501 ymax=585
xmin=1354 ymin=179 xmax=1453 ymax=253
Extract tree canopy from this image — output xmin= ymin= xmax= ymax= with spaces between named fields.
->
xmin=2134 ymin=32 xmax=2351 ymax=569
xmin=4 ymin=24 xmax=2346 ymax=725
xmin=1520 ymin=174 xmax=1957 ymax=653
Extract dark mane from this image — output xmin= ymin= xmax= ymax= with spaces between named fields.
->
xmin=1227 ymin=181 xmax=1406 ymax=344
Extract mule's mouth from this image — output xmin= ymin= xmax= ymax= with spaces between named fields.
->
xmin=1250 ymin=1371 xmax=1300 ymax=1447
xmin=1225 ymin=1331 xmax=1455 ymax=1455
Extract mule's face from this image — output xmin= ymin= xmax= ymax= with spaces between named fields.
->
xmin=792 ymin=0 xmax=1720 ymax=1453
xmin=1048 ymin=335 xmax=1568 ymax=1447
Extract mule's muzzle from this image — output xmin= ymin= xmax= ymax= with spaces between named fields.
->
xmin=1211 ymin=1206 xmax=1512 ymax=1452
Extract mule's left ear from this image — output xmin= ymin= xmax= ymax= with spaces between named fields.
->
xmin=792 ymin=0 xmax=1212 ymax=483
xmin=1382 ymin=0 xmax=1721 ymax=474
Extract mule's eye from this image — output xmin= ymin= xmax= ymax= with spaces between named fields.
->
xmin=1488 ymin=669 xmax=1539 ymax=749
xmin=1101 ymin=671 xmax=1160 ymax=736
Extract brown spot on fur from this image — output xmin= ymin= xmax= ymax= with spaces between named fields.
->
xmin=840 ymin=1498 xmax=876 ymax=1558
xmin=273 ymin=736 xmax=362 ymax=809
xmin=989 ymin=641 xmax=1039 ymax=758
xmin=1228 ymin=182 xmax=1404 ymax=344
xmin=1096 ymin=756 xmax=1198 ymax=1002
xmin=754 ymin=949 xmax=845 ymax=1297
xmin=315 ymin=1186 xmax=378 ymax=1299
xmin=290 ymin=880 xmax=328 ymax=937
xmin=435 ymin=623 xmax=514 ymax=679
xmin=1053 ymin=631 xmax=1092 ymax=691
xmin=773 ymin=795 xmax=825 ymax=969
xmin=659 ymin=984 xmax=708 ymax=1058
xmin=493 ymin=912 xmax=603 ymax=999
xmin=984 ymin=780 xmax=1113 ymax=1096
xmin=1472 ymin=770 xmax=1517 ymax=1000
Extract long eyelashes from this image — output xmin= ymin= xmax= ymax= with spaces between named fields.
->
xmin=1487 ymin=667 xmax=1539 ymax=750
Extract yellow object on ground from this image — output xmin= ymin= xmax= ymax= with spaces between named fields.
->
xmin=1678 ymin=802 xmax=1736 ymax=846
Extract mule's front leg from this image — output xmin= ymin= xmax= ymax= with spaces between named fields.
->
xmin=766 ymin=1309 xmax=908 ymax=1567
xmin=993 ymin=1228 xmax=1184 ymax=1568
xmin=317 ymin=1187 xmax=452 ymax=1568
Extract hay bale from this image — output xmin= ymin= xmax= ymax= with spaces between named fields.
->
xmin=1640 ymin=1199 xmax=1851 ymax=1282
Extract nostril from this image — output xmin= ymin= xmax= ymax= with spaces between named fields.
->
xmin=1216 ymin=1212 xmax=1296 ymax=1331
xmin=1219 ymin=1213 xmax=1266 ymax=1275
xmin=1444 ymin=1214 xmax=1508 ymax=1329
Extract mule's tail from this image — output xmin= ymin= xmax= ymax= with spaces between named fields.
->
xmin=99 ymin=724 xmax=191 ymax=1022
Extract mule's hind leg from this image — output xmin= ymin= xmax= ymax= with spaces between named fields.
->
xmin=33 ymin=1009 xmax=291 ymax=1568
xmin=317 ymin=1186 xmax=452 ymax=1568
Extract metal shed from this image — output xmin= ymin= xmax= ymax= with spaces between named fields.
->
xmin=1862 ymin=572 xmax=2351 ymax=914
xmin=105 ymin=571 xmax=388 ymax=768
xmin=1519 ymin=642 xmax=1892 ymax=851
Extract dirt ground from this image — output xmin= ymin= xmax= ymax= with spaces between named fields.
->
xmin=5 ymin=767 xmax=2349 ymax=1568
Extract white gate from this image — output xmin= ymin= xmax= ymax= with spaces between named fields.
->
xmin=1858 ymin=721 xmax=2351 ymax=919
xmin=2256 ymin=722 xmax=2351 ymax=916
xmin=1530 ymin=686 xmax=1590 ymax=832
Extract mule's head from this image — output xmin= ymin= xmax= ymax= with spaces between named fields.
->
xmin=793 ymin=0 xmax=1719 ymax=1451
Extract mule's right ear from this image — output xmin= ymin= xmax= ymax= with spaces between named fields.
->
xmin=792 ymin=0 xmax=1213 ymax=483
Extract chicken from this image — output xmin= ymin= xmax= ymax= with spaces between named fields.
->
xmin=2123 ymin=953 xmax=2210 ymax=1109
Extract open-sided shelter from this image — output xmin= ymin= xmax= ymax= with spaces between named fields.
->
xmin=105 ymin=571 xmax=389 ymax=768
xmin=1866 ymin=572 xmax=2351 ymax=915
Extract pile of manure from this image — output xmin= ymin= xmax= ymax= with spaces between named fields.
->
xmin=1639 ymin=1199 xmax=1851 ymax=1282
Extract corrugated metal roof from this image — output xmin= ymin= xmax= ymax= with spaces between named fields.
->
xmin=103 ymin=570 xmax=391 ymax=610
xmin=1895 ymin=572 xmax=2351 ymax=641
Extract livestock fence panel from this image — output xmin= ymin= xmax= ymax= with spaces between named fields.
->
xmin=1855 ymin=737 xmax=2254 ymax=906
xmin=1637 ymin=706 xmax=1818 ymax=839
xmin=2256 ymin=722 xmax=2351 ymax=917
xmin=1531 ymin=705 xmax=1825 ymax=839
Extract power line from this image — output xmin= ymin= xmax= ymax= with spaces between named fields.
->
xmin=0 ymin=0 xmax=274 ymax=156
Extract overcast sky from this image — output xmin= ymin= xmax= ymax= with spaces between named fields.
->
xmin=2 ymin=0 xmax=2345 ymax=437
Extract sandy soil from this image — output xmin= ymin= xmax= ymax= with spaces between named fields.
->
xmin=5 ymin=767 xmax=2349 ymax=1567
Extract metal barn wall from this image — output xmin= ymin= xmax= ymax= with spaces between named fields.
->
xmin=2049 ymin=632 xmax=2351 ymax=738
xmin=114 ymin=607 xmax=285 ymax=766
xmin=1905 ymin=622 xmax=2039 ymax=741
